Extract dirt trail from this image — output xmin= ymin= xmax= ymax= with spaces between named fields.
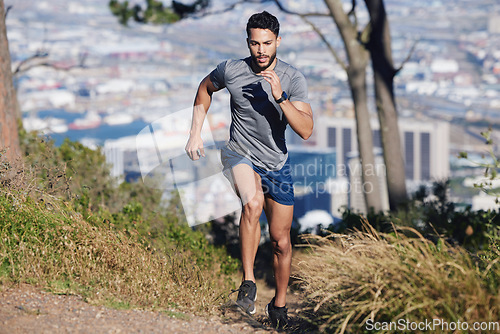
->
xmin=0 ymin=280 xmax=315 ymax=334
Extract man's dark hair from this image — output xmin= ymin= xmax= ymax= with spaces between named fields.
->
xmin=246 ymin=11 xmax=280 ymax=37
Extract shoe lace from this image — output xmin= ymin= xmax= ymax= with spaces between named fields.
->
xmin=230 ymin=281 xmax=253 ymax=299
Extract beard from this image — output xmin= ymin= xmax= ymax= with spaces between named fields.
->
xmin=251 ymin=52 xmax=277 ymax=71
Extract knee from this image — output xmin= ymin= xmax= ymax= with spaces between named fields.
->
xmin=271 ymin=234 xmax=291 ymax=256
xmin=242 ymin=195 xmax=264 ymax=221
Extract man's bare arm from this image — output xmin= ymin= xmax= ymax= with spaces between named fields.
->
xmin=185 ymin=75 xmax=221 ymax=160
xmin=279 ymin=100 xmax=313 ymax=140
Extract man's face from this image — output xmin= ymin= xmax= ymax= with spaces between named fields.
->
xmin=247 ymin=28 xmax=281 ymax=71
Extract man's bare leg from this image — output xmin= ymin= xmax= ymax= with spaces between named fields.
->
xmin=264 ymin=197 xmax=293 ymax=307
xmin=230 ymin=164 xmax=264 ymax=282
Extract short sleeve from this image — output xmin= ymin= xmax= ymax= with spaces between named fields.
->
xmin=288 ymin=71 xmax=309 ymax=103
xmin=209 ymin=60 xmax=228 ymax=90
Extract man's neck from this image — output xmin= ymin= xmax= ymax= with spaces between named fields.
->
xmin=251 ymin=57 xmax=278 ymax=73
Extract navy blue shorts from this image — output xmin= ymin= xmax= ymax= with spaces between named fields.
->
xmin=220 ymin=147 xmax=294 ymax=206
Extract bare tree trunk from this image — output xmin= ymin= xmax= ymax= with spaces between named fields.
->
xmin=348 ymin=59 xmax=383 ymax=212
xmin=364 ymin=0 xmax=407 ymax=210
xmin=325 ymin=0 xmax=383 ymax=212
xmin=0 ymin=0 xmax=21 ymax=160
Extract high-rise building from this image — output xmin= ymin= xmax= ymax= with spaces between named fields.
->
xmin=315 ymin=116 xmax=450 ymax=182
xmin=315 ymin=116 xmax=450 ymax=214
xmin=488 ymin=15 xmax=500 ymax=34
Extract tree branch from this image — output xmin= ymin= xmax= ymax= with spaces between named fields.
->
xmin=13 ymin=51 xmax=49 ymax=75
xmin=349 ymin=0 xmax=356 ymax=14
xmin=347 ymin=0 xmax=358 ymax=28
xmin=272 ymin=0 xmax=346 ymax=71
xmin=272 ymin=0 xmax=330 ymax=17
xmin=190 ymin=0 xmax=260 ymax=19
xmin=13 ymin=51 xmax=88 ymax=76
xmin=395 ymin=39 xmax=418 ymax=74
xmin=20 ymin=62 xmax=87 ymax=72
xmin=301 ymin=16 xmax=347 ymax=72
xmin=192 ymin=0 xmax=330 ymax=20
xmin=5 ymin=5 xmax=12 ymax=19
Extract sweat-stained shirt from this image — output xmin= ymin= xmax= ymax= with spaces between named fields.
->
xmin=209 ymin=57 xmax=309 ymax=171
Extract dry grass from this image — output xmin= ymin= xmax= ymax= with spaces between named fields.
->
xmin=293 ymin=222 xmax=500 ymax=333
xmin=0 ymin=150 xmax=236 ymax=315
xmin=0 ymin=188 xmax=234 ymax=314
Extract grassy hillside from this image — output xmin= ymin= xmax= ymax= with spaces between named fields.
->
xmin=0 ymin=132 xmax=239 ymax=315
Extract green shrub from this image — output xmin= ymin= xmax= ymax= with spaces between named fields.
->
xmin=337 ymin=180 xmax=499 ymax=252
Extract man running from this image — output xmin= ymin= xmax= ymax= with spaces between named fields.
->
xmin=185 ymin=11 xmax=313 ymax=330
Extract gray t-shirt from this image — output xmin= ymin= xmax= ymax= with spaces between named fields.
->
xmin=210 ymin=57 xmax=309 ymax=171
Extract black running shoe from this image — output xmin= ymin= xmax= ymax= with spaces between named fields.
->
xmin=234 ymin=280 xmax=257 ymax=315
xmin=266 ymin=297 xmax=289 ymax=330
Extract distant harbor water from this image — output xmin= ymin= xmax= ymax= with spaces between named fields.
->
xmin=33 ymin=109 xmax=150 ymax=146
xmin=48 ymin=121 xmax=150 ymax=146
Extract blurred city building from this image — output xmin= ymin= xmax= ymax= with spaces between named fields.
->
xmin=315 ymin=116 xmax=450 ymax=182
xmin=314 ymin=116 xmax=450 ymax=214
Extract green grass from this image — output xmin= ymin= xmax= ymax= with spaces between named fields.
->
xmin=162 ymin=310 xmax=191 ymax=320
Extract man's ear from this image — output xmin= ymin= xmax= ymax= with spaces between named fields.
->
xmin=276 ymin=36 xmax=281 ymax=47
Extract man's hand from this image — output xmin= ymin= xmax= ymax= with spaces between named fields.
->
xmin=259 ymin=70 xmax=313 ymax=140
xmin=185 ymin=135 xmax=205 ymax=160
xmin=258 ymin=70 xmax=283 ymax=101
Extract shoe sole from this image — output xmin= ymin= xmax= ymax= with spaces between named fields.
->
xmin=236 ymin=292 xmax=257 ymax=315
xmin=249 ymin=291 xmax=257 ymax=315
